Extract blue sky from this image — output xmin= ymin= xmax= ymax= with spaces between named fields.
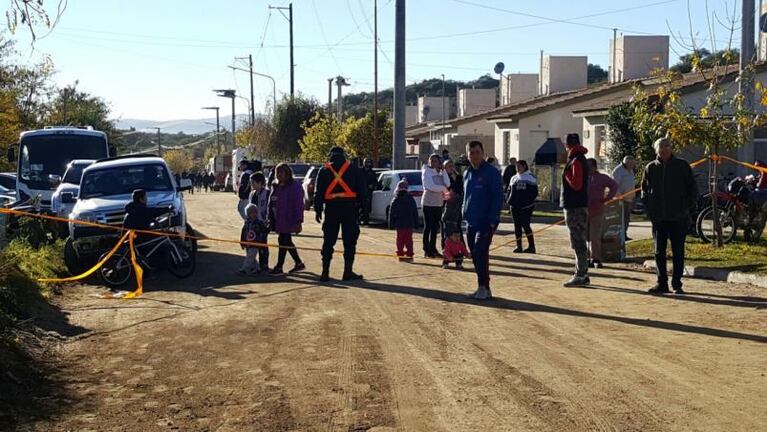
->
xmin=11 ymin=0 xmax=746 ymax=121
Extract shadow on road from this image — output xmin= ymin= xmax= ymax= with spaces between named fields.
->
xmin=586 ymin=283 xmax=767 ymax=309
xmin=320 ymin=278 xmax=767 ymax=344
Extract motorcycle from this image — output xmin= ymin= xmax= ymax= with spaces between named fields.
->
xmin=696 ymin=175 xmax=767 ymax=244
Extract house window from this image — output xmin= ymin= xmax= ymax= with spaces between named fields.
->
xmin=503 ymin=131 xmax=511 ymax=162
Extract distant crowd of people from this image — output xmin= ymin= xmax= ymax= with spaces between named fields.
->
xmin=175 ymin=171 xmax=219 ymax=193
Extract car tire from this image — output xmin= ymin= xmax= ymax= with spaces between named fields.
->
xmin=64 ymin=238 xmax=85 ymax=275
xmin=185 ymin=223 xmax=198 ymax=255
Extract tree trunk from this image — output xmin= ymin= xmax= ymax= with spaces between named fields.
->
xmin=712 ymin=144 xmax=723 ymax=247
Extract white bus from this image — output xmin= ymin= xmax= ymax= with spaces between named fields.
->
xmin=7 ymin=127 xmax=112 ymax=211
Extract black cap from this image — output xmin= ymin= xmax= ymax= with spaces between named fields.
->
xmin=328 ymin=146 xmax=346 ymax=158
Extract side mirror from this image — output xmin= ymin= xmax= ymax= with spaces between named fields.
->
xmin=49 ymin=174 xmax=62 ymax=185
xmin=6 ymin=147 xmax=16 ymax=162
xmin=61 ymin=192 xmax=76 ymax=204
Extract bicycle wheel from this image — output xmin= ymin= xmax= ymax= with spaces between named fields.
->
xmin=99 ymin=247 xmax=133 ymax=288
xmin=696 ymin=206 xmax=736 ymax=244
xmin=165 ymin=239 xmax=196 ymax=278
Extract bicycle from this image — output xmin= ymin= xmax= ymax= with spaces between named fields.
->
xmin=99 ymin=213 xmax=196 ymax=287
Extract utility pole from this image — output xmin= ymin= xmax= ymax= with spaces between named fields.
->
xmin=214 ymin=89 xmax=237 ymax=151
xmin=373 ymin=0 xmax=379 ymax=166
xmin=539 ymin=50 xmax=544 ymax=95
xmin=441 ymin=74 xmax=446 ymax=147
xmin=738 ymin=0 xmax=756 ymax=169
xmin=150 ymin=127 xmax=162 ymax=157
xmin=248 ymin=55 xmax=255 ymax=127
xmin=201 ymin=106 xmax=221 ymax=155
xmin=228 ymin=65 xmax=277 ymax=116
xmin=327 ymin=77 xmax=334 ymax=113
xmin=335 ymin=76 xmax=349 ymax=121
xmin=269 ymin=3 xmax=294 ymax=98
xmin=392 ymin=0 xmax=406 ymax=169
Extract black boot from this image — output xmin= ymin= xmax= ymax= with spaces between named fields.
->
xmin=512 ymin=239 xmax=523 ymax=253
xmin=524 ymin=235 xmax=536 ymax=254
xmin=342 ymin=260 xmax=363 ymax=281
xmin=320 ymin=262 xmax=331 ymax=282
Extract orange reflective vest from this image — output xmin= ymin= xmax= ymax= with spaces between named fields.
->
xmin=324 ymin=160 xmax=358 ymax=200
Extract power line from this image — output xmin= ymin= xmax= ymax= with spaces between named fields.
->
xmin=312 ymin=0 xmax=343 ymax=73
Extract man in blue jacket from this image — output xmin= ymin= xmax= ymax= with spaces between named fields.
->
xmin=463 ymin=141 xmax=503 ymax=300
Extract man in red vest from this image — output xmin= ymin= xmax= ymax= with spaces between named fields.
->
xmin=314 ymin=147 xmax=367 ymax=282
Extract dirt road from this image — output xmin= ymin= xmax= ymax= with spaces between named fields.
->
xmin=14 ymin=192 xmax=767 ymax=431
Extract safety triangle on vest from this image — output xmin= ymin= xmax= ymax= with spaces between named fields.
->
xmin=324 ymin=160 xmax=358 ymax=200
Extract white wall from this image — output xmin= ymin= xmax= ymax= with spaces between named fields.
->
xmin=541 ymin=56 xmax=587 ymax=95
xmin=609 ymin=35 xmax=669 ymax=82
xmin=417 ymin=96 xmax=455 ymax=123
xmin=458 ymin=88 xmax=497 ymax=117
xmin=500 ymin=73 xmax=539 ymax=105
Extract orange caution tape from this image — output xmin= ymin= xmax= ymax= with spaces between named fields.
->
xmin=122 ymin=231 xmax=144 ymax=299
xmin=716 ymin=155 xmax=767 ymax=174
xmin=38 ymin=230 xmax=130 ymax=283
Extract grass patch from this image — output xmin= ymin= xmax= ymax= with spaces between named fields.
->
xmin=626 ymin=237 xmax=767 ymax=274
xmin=0 ymin=239 xmax=66 ymax=338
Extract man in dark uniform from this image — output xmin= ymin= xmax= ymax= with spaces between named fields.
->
xmin=314 ymin=147 xmax=367 ymax=282
xmin=360 ymin=158 xmax=378 ymax=224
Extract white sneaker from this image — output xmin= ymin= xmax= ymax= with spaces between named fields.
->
xmin=471 ymin=286 xmax=489 ymax=300
xmin=563 ymin=275 xmax=590 ymax=287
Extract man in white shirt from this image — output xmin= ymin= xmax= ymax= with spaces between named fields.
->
xmin=612 ymin=156 xmax=636 ymax=240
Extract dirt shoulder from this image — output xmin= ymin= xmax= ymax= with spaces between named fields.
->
xmin=9 ymin=192 xmax=767 ymax=432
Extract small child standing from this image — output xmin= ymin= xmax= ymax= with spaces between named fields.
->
xmin=442 ymin=229 xmax=469 ymax=269
xmin=389 ymin=179 xmax=419 ymax=262
xmin=441 ymin=190 xmax=462 ymax=246
xmin=239 ymin=204 xmax=266 ymax=275
xmin=248 ymin=172 xmax=270 ymax=273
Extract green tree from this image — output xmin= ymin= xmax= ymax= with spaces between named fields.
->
xmin=45 ymin=82 xmax=119 ymax=143
xmin=299 ymin=113 xmax=342 ymax=163
xmin=605 ymin=101 xmax=655 ymax=167
xmin=272 ymin=95 xmax=321 ymax=160
xmin=163 ymin=150 xmax=194 ymax=175
xmin=338 ymin=111 xmax=393 ymax=161
xmin=670 ymin=48 xmax=739 ymax=74
xmin=587 ymin=64 xmax=608 ymax=84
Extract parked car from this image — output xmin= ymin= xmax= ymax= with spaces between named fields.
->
xmin=289 ymin=163 xmax=311 ymax=183
xmin=302 ymin=165 xmax=321 ymax=210
xmin=369 ymin=170 xmax=424 ymax=225
xmin=50 ymin=159 xmax=96 ymax=237
xmin=0 ymin=172 xmax=16 ymax=192
xmin=51 ymin=160 xmax=96 ymax=218
xmin=65 ymin=155 xmax=195 ymax=274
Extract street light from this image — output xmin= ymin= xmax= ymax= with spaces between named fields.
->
xmin=201 ymin=106 xmax=220 ymax=155
xmin=228 ymin=65 xmax=277 ymax=115
xmin=213 ymin=89 xmax=236 ymax=151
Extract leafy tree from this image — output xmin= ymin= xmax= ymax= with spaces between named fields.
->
xmin=46 ymin=83 xmax=119 ymax=143
xmin=299 ymin=113 xmax=342 ymax=163
xmin=0 ymin=89 xmax=20 ymax=170
xmin=272 ymin=95 xmax=321 ymax=160
xmin=163 ymin=150 xmax=194 ymax=175
xmin=670 ymin=48 xmax=739 ymax=74
xmin=4 ymin=0 xmax=66 ymax=41
xmin=605 ymin=101 xmax=655 ymax=167
xmin=587 ymin=64 xmax=608 ymax=84
xmin=338 ymin=111 xmax=393 ymax=161
xmin=235 ymin=116 xmax=275 ymax=159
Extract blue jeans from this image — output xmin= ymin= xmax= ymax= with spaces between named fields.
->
xmin=467 ymin=225 xmax=496 ymax=288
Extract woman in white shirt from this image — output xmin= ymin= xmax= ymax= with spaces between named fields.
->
xmin=422 ymin=154 xmax=450 ymax=258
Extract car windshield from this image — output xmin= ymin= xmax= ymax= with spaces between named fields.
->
xmin=19 ymin=134 xmax=108 ymax=190
xmin=397 ymin=172 xmax=422 ymax=186
xmin=80 ymin=164 xmax=173 ymax=199
xmin=289 ymin=164 xmax=310 ymax=176
xmin=0 ymin=174 xmax=15 ymax=190
xmin=62 ymin=163 xmax=91 ymax=184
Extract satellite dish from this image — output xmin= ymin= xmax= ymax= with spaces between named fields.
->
xmin=494 ymin=62 xmax=505 ymax=75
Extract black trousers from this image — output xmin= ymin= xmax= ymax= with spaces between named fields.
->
xmin=321 ymin=203 xmax=360 ymax=268
xmin=276 ymin=233 xmax=301 ymax=269
xmin=512 ymin=207 xmax=534 ymax=245
xmin=652 ymin=220 xmax=687 ymax=288
xmin=423 ymin=206 xmax=442 ymax=255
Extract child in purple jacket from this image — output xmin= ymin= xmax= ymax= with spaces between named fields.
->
xmin=268 ymin=163 xmax=306 ymax=275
